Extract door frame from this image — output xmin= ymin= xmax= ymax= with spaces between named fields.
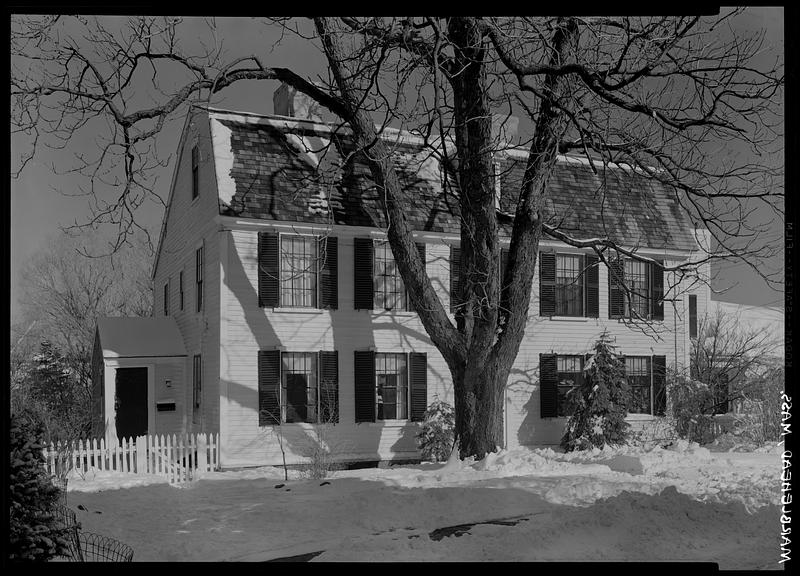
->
xmin=104 ymin=358 xmax=155 ymax=444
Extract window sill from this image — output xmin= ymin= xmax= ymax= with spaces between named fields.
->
xmin=280 ymin=422 xmax=337 ymax=429
xmin=548 ymin=316 xmax=590 ymax=322
xmin=271 ymin=307 xmax=325 ymax=314
xmin=365 ymin=420 xmax=417 ymax=427
xmin=613 ymin=317 xmax=663 ymax=324
xmin=372 ymin=310 xmax=416 ymax=317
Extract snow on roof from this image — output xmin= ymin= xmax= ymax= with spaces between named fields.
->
xmin=96 ymin=317 xmax=187 ymax=358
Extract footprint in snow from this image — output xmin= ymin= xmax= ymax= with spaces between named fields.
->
xmin=274 ymin=484 xmax=285 ymax=489
xmin=77 ymin=504 xmax=87 ymax=511
xmin=320 ymin=481 xmax=331 ymax=486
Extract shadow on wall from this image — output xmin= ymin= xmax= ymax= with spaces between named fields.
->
xmin=220 ymin=231 xmax=442 ymax=467
xmin=509 ymin=366 xmax=540 ymax=447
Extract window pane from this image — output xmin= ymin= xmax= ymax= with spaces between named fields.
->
xmin=625 ymin=356 xmax=652 ymax=414
xmin=624 ymin=260 xmax=649 ymax=318
xmin=375 ymin=353 xmax=407 ymax=420
xmin=556 ymin=355 xmax=583 ymax=417
xmin=280 ymin=236 xmax=318 ymax=307
xmin=282 ymin=352 xmax=318 ymax=423
xmin=555 ymin=255 xmax=583 ymax=316
xmin=374 ymin=241 xmax=407 ymax=310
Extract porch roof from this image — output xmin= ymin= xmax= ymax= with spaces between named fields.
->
xmin=96 ymin=317 xmax=187 ymax=358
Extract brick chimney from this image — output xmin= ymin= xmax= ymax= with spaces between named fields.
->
xmin=273 ymin=82 xmax=322 ymax=122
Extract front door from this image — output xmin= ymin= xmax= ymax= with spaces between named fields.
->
xmin=115 ymin=367 xmax=148 ymax=440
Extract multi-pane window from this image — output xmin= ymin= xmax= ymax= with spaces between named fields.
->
xmin=280 ymin=235 xmax=318 ymax=307
xmin=191 ymin=145 xmax=199 ymax=200
xmin=624 ymin=259 xmax=649 ymax=318
xmin=625 ymin=356 xmax=651 ymax=414
xmin=196 ymin=246 xmax=204 ymax=312
xmin=374 ymin=241 xmax=407 ymax=311
xmin=557 ymin=355 xmax=584 ymax=417
xmin=555 ymin=254 xmax=583 ymax=316
xmin=179 ymin=271 xmax=185 ymax=311
xmin=282 ymin=352 xmax=318 ymax=423
xmin=376 ymin=353 xmax=408 ymax=420
xmin=163 ymin=281 xmax=170 ymax=316
xmin=193 ymin=354 xmax=202 ymax=417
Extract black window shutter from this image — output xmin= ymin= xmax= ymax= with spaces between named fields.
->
xmin=540 ymin=353 xmax=558 ymax=418
xmin=409 ymin=352 xmax=428 ymax=422
xmin=449 ymin=246 xmax=461 ymax=313
xmin=318 ymin=351 xmax=339 ymax=423
xmin=258 ymin=232 xmax=279 ymax=308
xmin=608 ymin=257 xmax=625 ymax=318
xmin=689 ymin=294 xmax=698 ymax=338
xmin=650 ymin=260 xmax=664 ymax=320
xmin=319 ymin=236 xmax=338 ymax=310
xmin=584 ymin=255 xmax=599 ymax=318
xmin=539 ymin=252 xmax=556 ymax=317
xmin=258 ymin=350 xmax=281 ymax=426
xmin=354 ymin=350 xmax=376 ymax=423
xmin=652 ymin=355 xmax=667 ymax=416
xmin=407 ymin=243 xmax=426 ymax=312
xmin=353 ymin=238 xmax=374 ymax=310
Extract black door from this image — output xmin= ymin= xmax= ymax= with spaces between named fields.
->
xmin=115 ymin=367 xmax=148 ymax=440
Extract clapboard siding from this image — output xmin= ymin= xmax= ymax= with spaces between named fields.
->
xmin=152 ymin=108 xmax=220 ymax=438
xmin=153 ymin=362 xmax=185 ymax=436
xmin=220 ymin=229 xmax=455 ymax=466
xmin=219 ymin=223 xmax=703 ymax=465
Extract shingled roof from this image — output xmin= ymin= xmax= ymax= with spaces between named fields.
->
xmin=208 ymin=109 xmax=699 ymax=252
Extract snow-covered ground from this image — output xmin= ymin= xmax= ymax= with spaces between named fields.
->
xmin=63 ymin=442 xmax=784 ymax=567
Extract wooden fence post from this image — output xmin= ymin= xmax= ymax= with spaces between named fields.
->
xmin=197 ymin=434 xmax=208 ymax=472
xmin=136 ymin=436 xmax=146 ymax=474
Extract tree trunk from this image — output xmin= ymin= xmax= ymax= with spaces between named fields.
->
xmin=452 ymin=360 xmax=511 ymax=459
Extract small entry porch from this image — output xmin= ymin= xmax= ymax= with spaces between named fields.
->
xmin=92 ymin=317 xmax=188 ymax=444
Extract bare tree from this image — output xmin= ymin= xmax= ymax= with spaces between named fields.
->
xmin=691 ymin=306 xmax=782 ymax=414
xmin=11 ymin=14 xmax=783 ymax=458
xmin=15 ymin=231 xmax=154 ymax=392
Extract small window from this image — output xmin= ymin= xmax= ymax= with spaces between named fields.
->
xmin=556 ymin=355 xmax=584 ymax=417
xmin=163 ymin=281 xmax=170 ymax=316
xmin=689 ymin=294 xmax=697 ymax=339
xmin=179 ymin=271 xmax=185 ymax=311
xmin=191 ymin=145 xmax=199 ymax=200
xmin=625 ymin=356 xmax=652 ymax=415
xmin=196 ymin=246 xmax=204 ymax=313
xmin=555 ymin=254 xmax=583 ymax=316
xmin=193 ymin=354 xmax=202 ymax=419
xmin=374 ymin=241 xmax=407 ymax=311
xmin=376 ymin=353 xmax=408 ymax=420
xmin=280 ymin=235 xmax=318 ymax=307
xmin=282 ymin=352 xmax=318 ymax=423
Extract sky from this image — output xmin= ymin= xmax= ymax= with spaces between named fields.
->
xmin=9 ymin=11 xmax=786 ymax=322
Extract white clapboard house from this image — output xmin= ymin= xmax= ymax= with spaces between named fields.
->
xmin=91 ymin=83 xmax=711 ymax=468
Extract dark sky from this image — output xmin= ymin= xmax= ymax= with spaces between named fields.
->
xmin=10 ymin=11 xmax=785 ymax=319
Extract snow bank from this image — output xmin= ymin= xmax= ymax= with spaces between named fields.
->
xmin=65 ymin=444 xmax=780 ymax=565
xmin=66 ymin=468 xmax=169 ymax=492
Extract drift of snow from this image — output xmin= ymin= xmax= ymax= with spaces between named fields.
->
xmin=65 ymin=444 xmax=782 ymax=566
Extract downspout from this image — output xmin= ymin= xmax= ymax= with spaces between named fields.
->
xmin=674 ymin=300 xmax=678 ymax=373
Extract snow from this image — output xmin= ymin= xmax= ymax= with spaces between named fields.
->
xmin=63 ymin=444 xmax=782 ymax=567
xmin=209 ymin=118 xmax=237 ymax=207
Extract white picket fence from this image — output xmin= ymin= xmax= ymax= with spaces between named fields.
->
xmin=43 ymin=433 xmax=220 ymax=485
